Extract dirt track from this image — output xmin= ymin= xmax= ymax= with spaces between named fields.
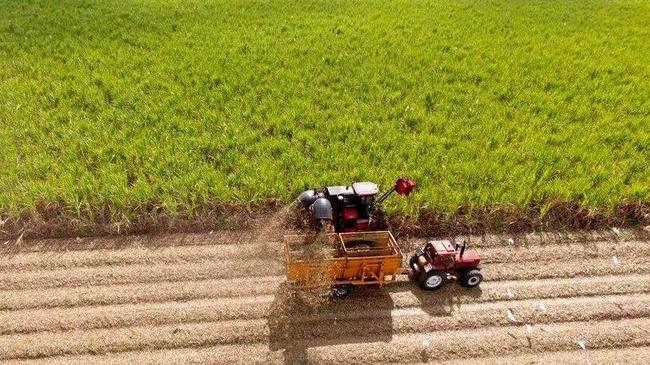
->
xmin=1 ymin=230 xmax=649 ymax=364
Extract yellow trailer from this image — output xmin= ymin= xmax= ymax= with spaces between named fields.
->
xmin=284 ymin=231 xmax=405 ymax=297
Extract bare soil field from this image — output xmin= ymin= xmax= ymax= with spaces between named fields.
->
xmin=1 ymin=229 xmax=649 ymax=364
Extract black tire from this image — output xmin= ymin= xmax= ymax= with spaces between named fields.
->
xmin=418 ymin=270 xmax=446 ymax=291
xmin=331 ymin=284 xmax=352 ymax=298
xmin=459 ymin=269 xmax=482 ymax=288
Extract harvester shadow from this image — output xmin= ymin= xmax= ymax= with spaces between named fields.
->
xmin=267 ymin=283 xmax=395 ymax=365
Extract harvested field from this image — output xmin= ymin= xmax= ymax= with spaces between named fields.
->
xmin=1 ymin=230 xmax=649 ymax=364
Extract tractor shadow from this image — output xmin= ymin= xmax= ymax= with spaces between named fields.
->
xmin=267 ymin=281 xmax=483 ymax=364
xmin=405 ymin=282 xmax=483 ymax=316
xmin=267 ymin=283 xmax=395 ymax=365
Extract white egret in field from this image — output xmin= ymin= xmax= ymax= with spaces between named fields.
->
xmin=524 ymin=324 xmax=533 ymax=338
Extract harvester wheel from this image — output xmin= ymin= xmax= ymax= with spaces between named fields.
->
xmin=331 ymin=285 xmax=352 ymax=298
xmin=459 ymin=269 xmax=482 ymax=288
xmin=418 ymin=270 xmax=445 ymax=291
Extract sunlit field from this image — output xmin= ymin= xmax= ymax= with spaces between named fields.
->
xmin=1 ymin=0 xmax=648 ymax=222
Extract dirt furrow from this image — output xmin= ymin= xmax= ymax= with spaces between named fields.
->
xmin=2 ymin=315 xmax=648 ymax=362
xmin=0 ymin=295 xmax=275 ymax=334
xmin=5 ymin=229 xmax=642 ymax=254
xmin=3 ymin=252 xmax=646 ymax=292
xmin=7 ymin=344 xmax=650 ymax=365
xmin=2 ymin=293 xmax=649 ymax=360
xmin=3 ymin=287 xmax=649 ymax=335
xmin=0 ymin=232 xmax=270 ymax=254
xmin=471 ymin=240 xmax=649 ymax=264
xmin=303 ymin=318 xmax=650 ymax=364
xmin=3 ymin=272 xmax=649 ymax=313
xmin=269 ymin=293 xmax=650 ymax=346
xmin=399 ymin=239 xmax=649 ymax=264
xmin=343 ymin=273 xmax=650 ymax=312
xmin=3 ymin=238 xmax=646 ymax=272
xmin=441 ymin=345 xmax=650 ymax=365
xmin=0 ymin=319 xmax=270 ymax=360
xmin=0 ymin=243 xmax=278 ymax=271
xmin=0 ymin=259 xmax=285 ymax=291
xmin=482 ymin=256 xmax=650 ymax=281
xmin=0 ymin=276 xmax=284 ymax=311
xmin=398 ymin=229 xmax=636 ymax=250
xmin=2 ymin=344 xmax=282 ymax=365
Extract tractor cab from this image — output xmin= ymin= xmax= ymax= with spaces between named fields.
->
xmin=326 ymin=183 xmax=377 ymax=231
xmin=423 ymin=240 xmax=456 ymax=266
xmin=409 ymin=239 xmax=483 ymax=290
xmin=352 ymin=182 xmax=379 ymax=199
xmin=297 ymin=178 xmax=416 ymax=233
xmin=421 ymin=240 xmax=481 ymax=269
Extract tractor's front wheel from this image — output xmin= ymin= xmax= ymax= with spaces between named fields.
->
xmin=459 ymin=269 xmax=483 ymax=288
xmin=418 ymin=270 xmax=445 ymax=291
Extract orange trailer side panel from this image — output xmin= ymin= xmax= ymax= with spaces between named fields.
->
xmin=285 ymin=231 xmax=403 ymax=287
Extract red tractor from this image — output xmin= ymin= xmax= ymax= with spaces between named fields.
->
xmin=284 ymin=233 xmax=483 ymax=298
xmin=297 ymin=178 xmax=416 ymax=233
xmin=408 ymin=240 xmax=482 ymax=290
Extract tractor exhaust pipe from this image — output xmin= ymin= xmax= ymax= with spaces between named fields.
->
xmin=459 ymin=241 xmax=467 ymax=258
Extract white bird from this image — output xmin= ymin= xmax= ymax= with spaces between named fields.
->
xmin=524 ymin=324 xmax=533 ymax=338
xmin=506 ymin=288 xmax=515 ymax=298
xmin=611 ymin=227 xmax=621 ymax=236
xmin=577 ymin=339 xmax=587 ymax=350
xmin=507 ymin=238 xmax=515 ymax=245
xmin=611 ymin=256 xmax=620 ymax=266
xmin=506 ymin=308 xmax=517 ymax=323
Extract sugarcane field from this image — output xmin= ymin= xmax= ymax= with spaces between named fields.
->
xmin=1 ymin=0 xmax=649 ymax=364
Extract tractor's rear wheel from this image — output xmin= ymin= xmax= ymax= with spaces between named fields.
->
xmin=418 ymin=270 xmax=445 ymax=291
xmin=331 ymin=284 xmax=352 ymax=298
xmin=459 ymin=269 xmax=482 ymax=288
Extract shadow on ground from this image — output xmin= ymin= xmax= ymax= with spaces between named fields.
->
xmin=267 ymin=279 xmax=483 ymax=364
xmin=267 ymin=283 xmax=395 ymax=364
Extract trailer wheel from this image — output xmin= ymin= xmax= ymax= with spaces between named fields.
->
xmin=331 ymin=285 xmax=352 ymax=298
xmin=418 ymin=270 xmax=445 ymax=290
xmin=459 ymin=269 xmax=482 ymax=288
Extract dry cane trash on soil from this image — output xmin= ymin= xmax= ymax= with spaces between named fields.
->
xmin=254 ymin=202 xmax=335 ymax=308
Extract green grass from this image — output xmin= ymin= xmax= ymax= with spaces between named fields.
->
xmin=1 ymin=0 xmax=649 ymax=221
